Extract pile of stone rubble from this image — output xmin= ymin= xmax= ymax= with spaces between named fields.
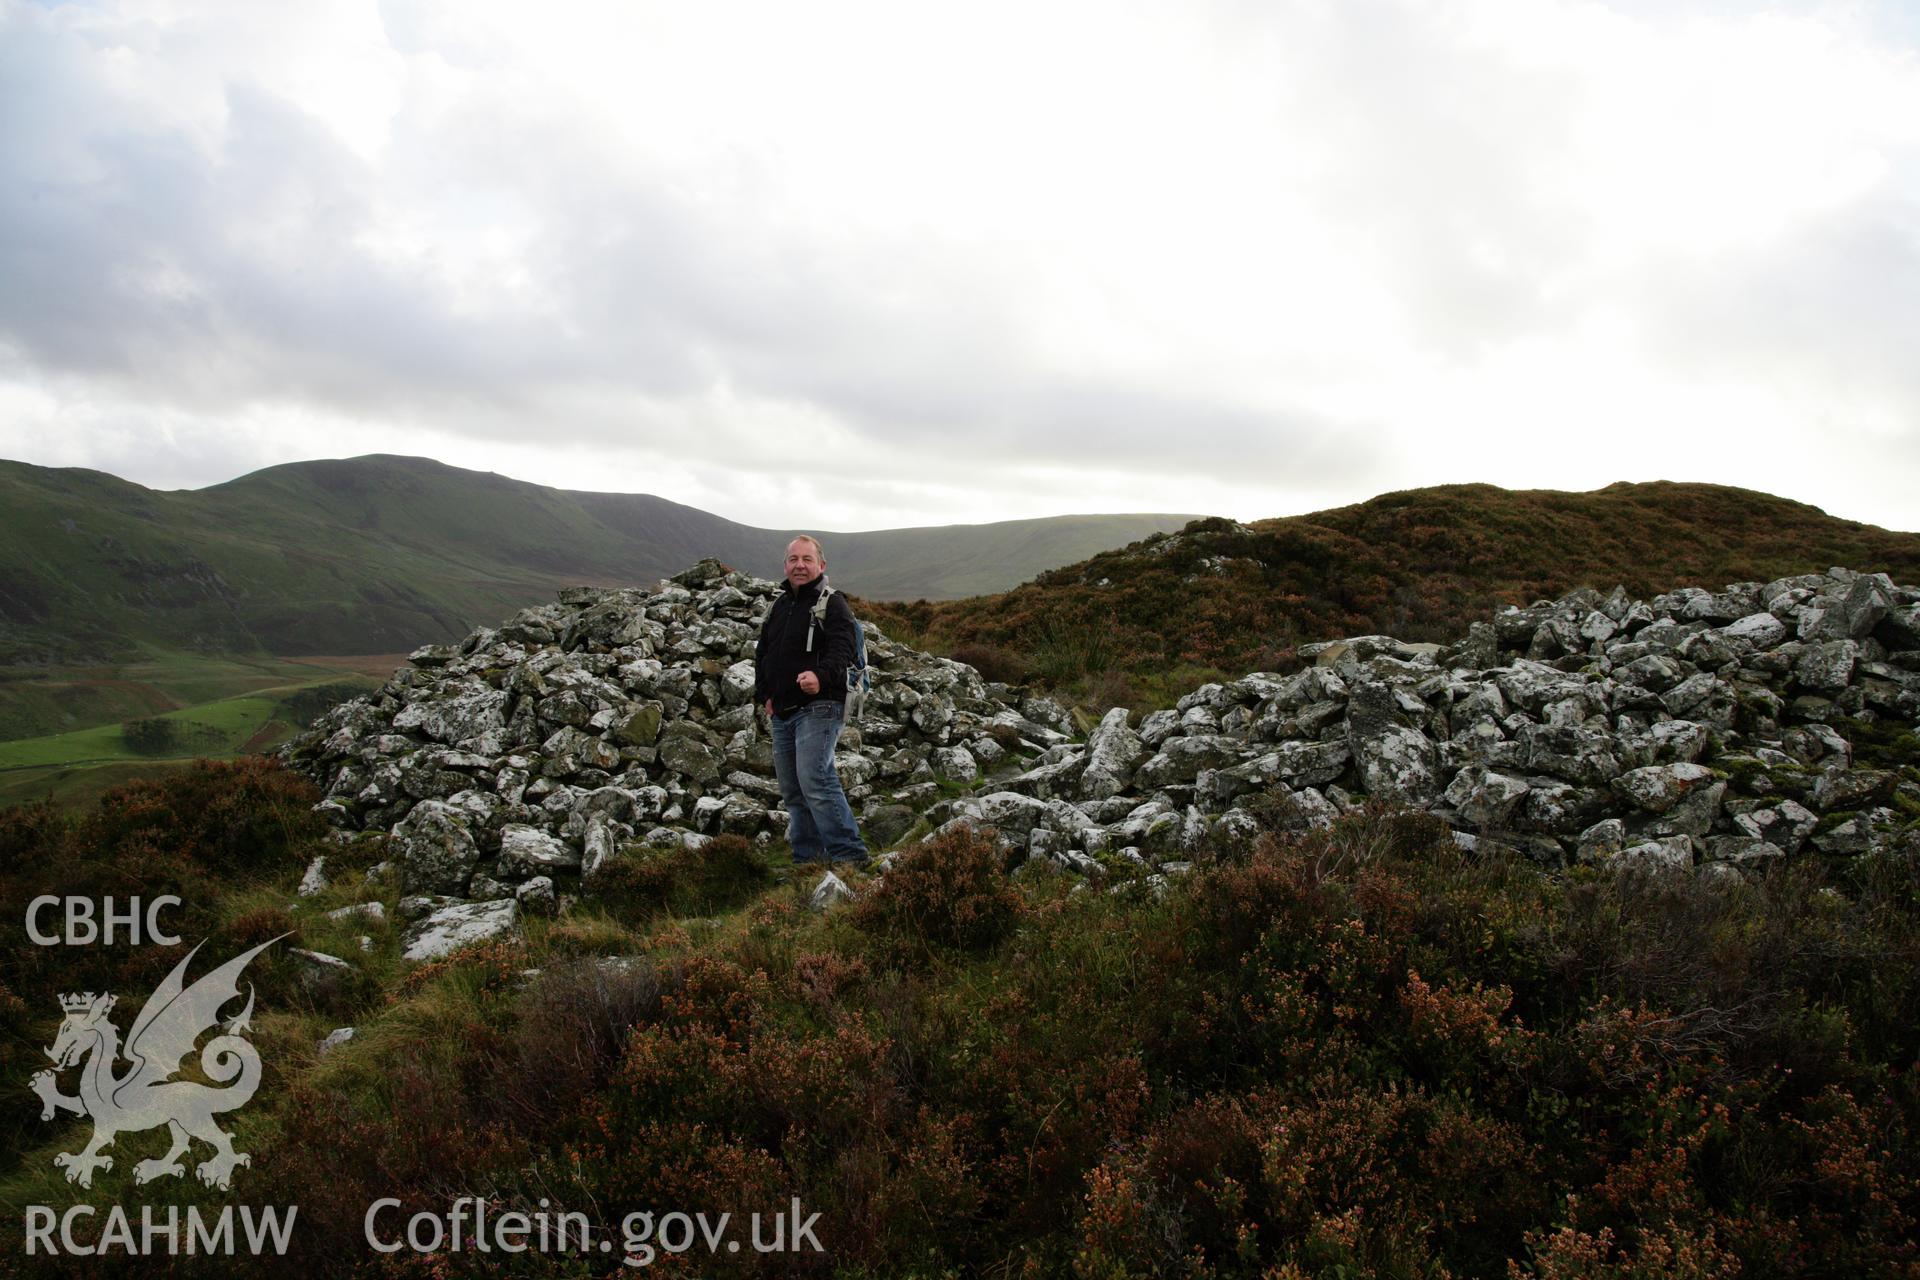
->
xmin=949 ymin=568 xmax=1919 ymax=881
xmin=280 ymin=559 xmax=1075 ymax=956
xmin=282 ymin=561 xmax=1920 ymax=959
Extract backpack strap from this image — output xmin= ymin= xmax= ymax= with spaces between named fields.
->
xmin=806 ymin=578 xmax=834 ymax=652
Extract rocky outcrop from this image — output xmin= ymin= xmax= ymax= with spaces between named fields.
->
xmin=284 ymin=563 xmax=1920 ymax=912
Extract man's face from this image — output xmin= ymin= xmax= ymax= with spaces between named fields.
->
xmin=785 ymin=540 xmax=823 ymax=589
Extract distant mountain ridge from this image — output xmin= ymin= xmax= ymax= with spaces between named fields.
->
xmin=0 ymin=455 xmax=1198 ymax=662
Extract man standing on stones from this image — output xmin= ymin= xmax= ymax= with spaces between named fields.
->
xmin=754 ymin=535 xmax=868 ymax=871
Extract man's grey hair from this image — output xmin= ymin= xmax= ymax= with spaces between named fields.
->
xmin=788 ymin=534 xmax=825 ymax=560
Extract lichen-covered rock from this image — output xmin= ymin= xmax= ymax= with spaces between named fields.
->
xmin=1703 ymin=836 xmax=1785 ymax=866
xmin=1349 ymin=724 xmax=1439 ymax=804
xmin=1615 ymin=836 xmax=1694 ymax=871
xmin=997 ymin=755 xmax=1086 ymax=800
xmin=391 ymin=683 xmax=512 ymax=750
xmin=1811 ymin=764 xmax=1895 ymax=811
xmin=401 ymin=899 xmax=521 ymax=962
xmin=616 ymin=702 xmax=663 ymax=746
xmin=541 ymin=726 xmax=622 ymax=777
xmin=289 ymin=947 xmax=354 ymax=993
xmin=389 ymin=800 xmax=482 ymax=896
xmin=1443 ymin=767 xmax=1531 ymax=829
xmin=579 ymin=813 xmax=623 ymax=887
xmin=657 ymin=735 xmax=723 ymax=783
xmin=515 ymin=876 xmax=558 ymax=916
xmin=721 ymin=660 xmax=758 ymax=705
xmin=1723 ymin=612 xmax=1788 ymax=648
xmin=1518 ymin=779 xmax=1608 ymax=836
xmin=1080 ymin=707 xmax=1145 ymax=799
xmin=1520 ymin=724 xmax=1622 ymax=787
xmin=1575 ymin=817 xmax=1627 ymax=862
xmin=1134 ymin=734 xmax=1245 ymax=790
xmin=1733 ymin=799 xmax=1818 ymax=853
xmin=1796 ymin=640 xmax=1859 ymax=692
xmin=297 ymin=857 xmax=328 ymax=898
xmin=325 ymin=901 xmax=386 ymax=925
xmin=1639 ymin=780 xmax=1725 ymax=838
xmin=809 ymin=870 xmax=857 ymax=911
xmin=498 ymin=824 xmax=580 ymax=876
xmin=949 ymin=791 xmax=1053 ymax=841
xmin=1819 ymin=576 xmax=1894 ymax=641
xmin=1612 ymin=763 xmax=1718 ymax=814
xmin=932 ymin=746 xmax=980 ymax=785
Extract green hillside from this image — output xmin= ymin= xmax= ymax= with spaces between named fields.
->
xmin=0 ymin=459 xmax=553 ymax=660
xmin=0 ymin=654 xmax=388 ymax=807
xmin=866 ymin=481 xmax=1920 ymax=701
xmin=0 ymin=651 xmax=395 ymax=742
xmin=0 ymin=455 xmax=1194 ymax=663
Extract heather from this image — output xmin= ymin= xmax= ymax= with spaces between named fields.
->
xmin=4 ymin=764 xmax=1918 ymax=1276
xmin=863 ymin=483 xmax=1920 ymax=704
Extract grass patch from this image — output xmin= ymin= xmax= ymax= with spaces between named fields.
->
xmin=0 ymin=649 xmax=388 ymax=744
xmin=0 ymin=695 xmax=280 ymax=770
xmin=0 ymin=759 xmax=189 ymax=812
xmin=590 ymin=834 xmax=776 ymax=919
xmin=0 ymin=662 xmax=378 ymax=808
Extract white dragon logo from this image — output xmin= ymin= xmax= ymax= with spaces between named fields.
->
xmin=29 ymin=936 xmax=284 ymax=1190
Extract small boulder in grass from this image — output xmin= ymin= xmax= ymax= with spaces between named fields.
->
xmin=809 ymin=870 xmax=857 ymax=911
xmin=401 ymin=899 xmax=520 ymax=963
xmin=516 ymin=875 xmax=558 ymax=916
xmin=297 ymin=856 xmax=328 ymax=897
xmin=290 ymin=947 xmax=354 ymax=994
xmin=1614 ymin=837 xmax=1693 ymax=872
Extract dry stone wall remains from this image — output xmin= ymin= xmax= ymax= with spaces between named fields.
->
xmin=282 ymin=560 xmax=1920 ymax=948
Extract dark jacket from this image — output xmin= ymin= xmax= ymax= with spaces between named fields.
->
xmin=753 ymin=577 xmax=857 ymax=715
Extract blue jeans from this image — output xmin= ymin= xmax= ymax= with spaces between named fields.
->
xmin=769 ymin=701 xmax=866 ymax=864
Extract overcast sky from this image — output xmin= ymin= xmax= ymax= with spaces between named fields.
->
xmin=2 ymin=0 xmax=1917 ymax=533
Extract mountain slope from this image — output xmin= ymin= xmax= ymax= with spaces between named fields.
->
xmin=0 ymin=455 xmax=1195 ymax=661
xmin=861 ymin=481 xmax=1920 ymax=687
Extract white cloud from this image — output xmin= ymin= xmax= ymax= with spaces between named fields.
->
xmin=0 ymin=0 xmax=1916 ymax=532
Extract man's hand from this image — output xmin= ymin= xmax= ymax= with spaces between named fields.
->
xmin=796 ymin=670 xmax=820 ymax=695
xmin=764 ymin=699 xmax=774 ymax=719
